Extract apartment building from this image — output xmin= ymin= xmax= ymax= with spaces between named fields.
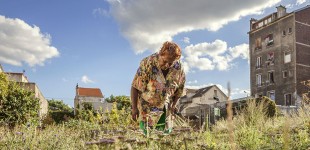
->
xmin=249 ymin=5 xmax=310 ymax=106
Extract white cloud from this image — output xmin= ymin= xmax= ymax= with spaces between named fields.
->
xmin=183 ymin=37 xmax=190 ymax=44
xmin=185 ymin=55 xmax=215 ymax=71
xmin=186 ymin=83 xmax=250 ymax=99
xmin=0 ymin=15 xmax=60 ymax=67
xmin=212 ymin=55 xmax=230 ymax=71
xmin=230 ymin=88 xmax=251 ymax=99
xmin=285 ymin=4 xmax=294 ymax=9
xmin=62 ymin=78 xmax=68 ymax=82
xmin=107 ymin=0 xmax=280 ymax=53
xmin=183 ymin=39 xmax=249 ymax=71
xmin=187 ymin=80 xmax=198 ymax=84
xmin=296 ymin=0 xmax=306 ymax=5
xmin=185 ymin=40 xmax=227 ymax=57
xmin=182 ymin=61 xmax=190 ymax=74
xmin=228 ymin=43 xmax=249 ymax=60
xmin=93 ymin=8 xmax=110 ymax=17
xmin=81 ymin=75 xmax=94 ymax=84
xmin=231 ymin=88 xmax=250 ymax=96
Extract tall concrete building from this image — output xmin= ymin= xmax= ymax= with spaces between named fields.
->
xmin=249 ymin=5 xmax=310 ymax=106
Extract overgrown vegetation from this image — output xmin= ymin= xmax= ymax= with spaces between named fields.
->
xmin=1 ymin=97 xmax=309 ymax=149
xmin=105 ymin=95 xmax=131 ymax=110
xmin=0 ymin=73 xmax=40 ymax=128
xmin=43 ymin=99 xmax=74 ymax=124
xmin=0 ymin=72 xmax=309 ymax=149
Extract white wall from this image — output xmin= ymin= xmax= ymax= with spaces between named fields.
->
xmin=77 ymin=96 xmax=109 ymax=111
xmin=17 ymin=82 xmax=48 ymax=117
xmin=192 ymin=86 xmax=228 ymax=105
xmin=7 ymin=74 xmax=29 ymax=82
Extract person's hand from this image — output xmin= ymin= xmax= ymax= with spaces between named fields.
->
xmin=131 ymin=108 xmax=139 ymax=121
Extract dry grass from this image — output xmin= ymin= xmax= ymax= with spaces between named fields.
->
xmin=0 ymin=98 xmax=309 ymax=149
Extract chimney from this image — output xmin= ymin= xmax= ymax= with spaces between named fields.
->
xmin=76 ymin=83 xmax=79 ymax=96
xmin=276 ymin=5 xmax=286 ymax=18
xmin=250 ymin=18 xmax=257 ymax=30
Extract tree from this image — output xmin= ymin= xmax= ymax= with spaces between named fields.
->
xmin=106 ymin=95 xmax=131 ymax=110
xmin=45 ymin=99 xmax=73 ymax=124
xmin=0 ymin=73 xmax=40 ymax=127
xmin=0 ymin=72 xmax=9 ymax=97
xmin=48 ymin=99 xmax=72 ymax=112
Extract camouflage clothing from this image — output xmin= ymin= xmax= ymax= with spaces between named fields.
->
xmin=132 ymin=53 xmax=185 ymax=127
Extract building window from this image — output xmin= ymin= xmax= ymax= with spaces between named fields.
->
xmin=265 ymin=34 xmax=274 ymax=46
xmin=285 ymin=94 xmax=293 ymax=106
xmin=289 ymin=70 xmax=293 ymax=77
xmin=267 ymin=17 xmax=272 ymax=23
xmin=256 ymin=56 xmax=262 ymax=69
xmin=214 ymin=90 xmax=218 ymax=97
xmin=288 ymin=27 xmax=292 ymax=34
xmin=255 ymin=37 xmax=262 ymax=50
xmin=282 ymin=30 xmax=286 ymax=36
xmin=283 ymin=70 xmax=288 ymax=78
xmin=266 ymin=52 xmax=274 ymax=66
xmin=258 ymin=21 xmax=264 ymax=28
xmin=284 ymin=52 xmax=291 ymax=63
xmin=267 ymin=91 xmax=275 ymax=100
xmin=283 ymin=70 xmax=292 ymax=78
xmin=256 ymin=74 xmax=262 ymax=86
xmin=268 ymin=71 xmax=275 ymax=84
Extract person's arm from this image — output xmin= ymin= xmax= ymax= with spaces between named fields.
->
xmin=170 ymin=64 xmax=186 ymax=114
xmin=131 ymin=58 xmax=148 ymax=121
xmin=131 ymin=86 xmax=139 ymax=121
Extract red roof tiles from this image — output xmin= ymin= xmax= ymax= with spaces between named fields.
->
xmin=77 ymin=87 xmax=103 ymax=98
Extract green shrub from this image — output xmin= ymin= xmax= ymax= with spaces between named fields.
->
xmin=0 ymin=73 xmax=40 ymax=128
xmin=48 ymin=99 xmax=72 ymax=112
xmin=105 ymin=102 xmax=131 ymax=128
xmin=46 ymin=99 xmax=74 ymax=124
xmin=255 ymin=96 xmax=277 ymax=117
xmin=49 ymin=111 xmax=74 ymax=123
xmin=105 ymin=95 xmax=131 ymax=110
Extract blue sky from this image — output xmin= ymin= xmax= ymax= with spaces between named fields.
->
xmin=0 ymin=0 xmax=309 ymax=107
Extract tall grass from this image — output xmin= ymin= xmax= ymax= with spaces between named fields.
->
xmin=0 ymin=101 xmax=309 ymax=149
xmin=213 ymin=99 xmax=310 ymax=149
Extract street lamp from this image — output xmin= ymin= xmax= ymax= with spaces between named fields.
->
xmin=244 ymin=91 xmax=249 ymax=97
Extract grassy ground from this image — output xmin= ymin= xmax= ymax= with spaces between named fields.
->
xmin=0 ymin=102 xmax=309 ymax=150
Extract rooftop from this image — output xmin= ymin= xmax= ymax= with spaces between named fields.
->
xmin=77 ymin=87 xmax=104 ymax=98
xmin=192 ymin=85 xmax=214 ymax=98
